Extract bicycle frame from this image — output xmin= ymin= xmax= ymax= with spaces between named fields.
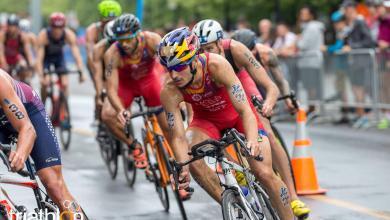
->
xmin=132 ymin=99 xmax=174 ymax=187
xmin=0 ymin=144 xmax=57 ymax=215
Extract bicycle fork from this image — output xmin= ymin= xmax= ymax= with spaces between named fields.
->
xmin=220 ymin=158 xmax=262 ymax=220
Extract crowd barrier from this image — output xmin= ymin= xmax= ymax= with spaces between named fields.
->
xmin=278 ymin=48 xmax=390 ymax=122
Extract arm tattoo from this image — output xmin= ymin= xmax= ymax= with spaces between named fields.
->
xmin=105 ymin=59 xmax=114 ymax=78
xmin=166 ymin=112 xmax=175 ymax=129
xmin=231 ymin=84 xmax=246 ymax=103
xmin=3 ymin=99 xmax=25 ymax=120
xmin=244 ymin=52 xmax=261 ymax=69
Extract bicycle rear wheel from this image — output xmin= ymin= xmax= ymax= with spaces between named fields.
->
xmin=271 ymin=124 xmax=296 ymax=190
xmin=157 ymin=137 xmax=188 ymax=220
xmin=221 ymin=189 xmax=251 ymax=220
xmin=59 ymin=93 xmax=72 ymax=151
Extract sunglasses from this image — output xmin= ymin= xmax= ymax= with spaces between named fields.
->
xmin=168 ymin=64 xmax=188 ymax=72
xmin=116 ymin=31 xmax=139 ymax=43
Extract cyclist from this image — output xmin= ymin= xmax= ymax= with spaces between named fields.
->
xmin=232 ymin=29 xmax=295 ymax=111
xmin=86 ymin=0 xmax=121 ymax=88
xmin=92 ymin=19 xmax=116 ymax=120
xmin=158 ymin=27 xmax=294 ymax=219
xmin=36 ymin=12 xmax=85 ymax=104
xmin=102 ymin=14 xmax=168 ymax=170
xmin=0 ymin=69 xmax=86 ymax=218
xmin=0 ymin=14 xmax=34 ymax=84
xmin=193 ymin=19 xmax=310 ymax=218
xmin=19 ymin=19 xmax=38 ymax=56
xmin=232 ymin=28 xmax=311 ymax=217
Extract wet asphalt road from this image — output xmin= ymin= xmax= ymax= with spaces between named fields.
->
xmin=1 ymin=75 xmax=390 ymax=220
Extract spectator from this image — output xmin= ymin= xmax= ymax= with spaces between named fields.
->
xmin=257 ymin=19 xmax=274 ymax=46
xmin=273 ymin=22 xmax=297 ymax=57
xmin=296 ymin=5 xmax=325 ymax=115
xmin=365 ymin=0 xmax=381 ymax=41
xmin=343 ymin=0 xmax=376 ymax=128
xmin=376 ymin=0 xmax=390 ymax=129
xmin=327 ymin=10 xmax=351 ymax=124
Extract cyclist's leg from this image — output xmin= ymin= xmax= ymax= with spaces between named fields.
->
xmin=101 ymin=98 xmax=133 ymax=145
xmin=186 ymin=119 xmax=223 ymax=203
xmin=15 ymin=57 xmax=31 ymax=84
xmin=141 ymin=72 xmax=170 ymax=137
xmin=57 ymin=61 xmax=69 ymax=97
xmin=258 ymin=115 xmax=297 ymax=199
xmin=247 ymin=135 xmax=294 ymax=219
xmin=40 ymin=62 xmax=51 ymax=104
xmin=28 ymin=110 xmax=85 ymax=217
xmin=235 ymin=115 xmax=294 ymax=219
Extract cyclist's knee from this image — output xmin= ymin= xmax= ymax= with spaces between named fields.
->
xmin=101 ymin=104 xmax=115 ymax=124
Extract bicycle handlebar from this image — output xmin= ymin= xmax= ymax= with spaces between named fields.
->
xmin=0 ymin=143 xmax=31 ymax=177
xmin=174 ymin=129 xmax=263 ymax=170
xmin=251 ymin=91 xmax=299 ymax=117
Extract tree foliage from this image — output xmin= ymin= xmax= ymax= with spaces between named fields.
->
xmin=0 ymin=0 xmax=342 ymax=29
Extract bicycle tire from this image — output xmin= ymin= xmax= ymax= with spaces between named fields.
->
xmin=106 ymin=137 xmax=119 ymax=179
xmin=254 ymin=184 xmax=280 ymax=220
xmin=97 ymin=124 xmax=109 ymax=161
xmin=122 ymin=122 xmax=137 ymax=187
xmin=221 ymin=189 xmax=251 ymax=220
xmin=152 ymin=137 xmax=170 ymax=211
xmin=59 ymin=93 xmax=72 ymax=151
xmin=157 ymin=137 xmax=188 ymax=220
xmin=271 ymin=124 xmax=296 ymax=190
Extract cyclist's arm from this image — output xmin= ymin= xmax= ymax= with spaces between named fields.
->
xmin=65 ymin=29 xmax=84 ymax=73
xmin=231 ymin=40 xmax=279 ymax=108
xmin=35 ymin=30 xmax=47 ymax=79
xmin=104 ymin=46 xmax=124 ymax=112
xmin=145 ymin=31 xmax=162 ymax=56
xmin=160 ymin=82 xmax=189 ymax=163
xmin=21 ymin=33 xmax=33 ymax=67
xmin=92 ymin=39 xmax=106 ymax=96
xmin=260 ymin=46 xmax=290 ymax=96
xmin=0 ymin=71 xmax=36 ymax=161
xmin=209 ymin=53 xmax=258 ymax=144
xmin=0 ymin=32 xmax=8 ymax=70
xmin=85 ymin=24 xmax=97 ymax=75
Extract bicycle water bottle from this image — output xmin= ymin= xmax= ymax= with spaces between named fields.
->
xmin=240 ymin=186 xmax=259 ymax=211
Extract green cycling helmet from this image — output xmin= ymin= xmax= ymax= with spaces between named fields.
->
xmin=98 ymin=0 xmax=122 ymax=18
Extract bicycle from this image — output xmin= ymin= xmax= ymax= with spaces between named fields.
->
xmin=0 ymin=141 xmax=58 ymax=219
xmin=128 ymin=97 xmax=191 ymax=220
xmin=44 ymin=66 xmax=81 ymax=151
xmin=251 ymin=91 xmax=299 ymax=190
xmin=171 ymin=128 xmax=280 ymax=220
xmin=96 ymin=91 xmax=136 ymax=182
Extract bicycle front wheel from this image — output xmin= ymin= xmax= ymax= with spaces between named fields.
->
xmin=106 ymin=137 xmax=119 ymax=179
xmin=59 ymin=93 xmax=72 ymax=151
xmin=122 ymin=144 xmax=137 ymax=187
xmin=157 ymin=137 xmax=188 ymax=220
xmin=222 ymin=189 xmax=251 ymax=220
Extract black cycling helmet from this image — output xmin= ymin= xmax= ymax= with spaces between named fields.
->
xmin=231 ymin=29 xmax=257 ymax=50
xmin=113 ymin=13 xmax=141 ymax=35
xmin=7 ymin=14 xmax=20 ymax=26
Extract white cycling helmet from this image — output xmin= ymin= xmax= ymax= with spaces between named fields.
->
xmin=192 ymin=19 xmax=224 ymax=45
xmin=19 ymin=19 xmax=31 ymax=32
xmin=103 ymin=19 xmax=115 ymax=40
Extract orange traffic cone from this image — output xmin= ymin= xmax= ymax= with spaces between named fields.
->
xmin=291 ymin=108 xmax=326 ymax=195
